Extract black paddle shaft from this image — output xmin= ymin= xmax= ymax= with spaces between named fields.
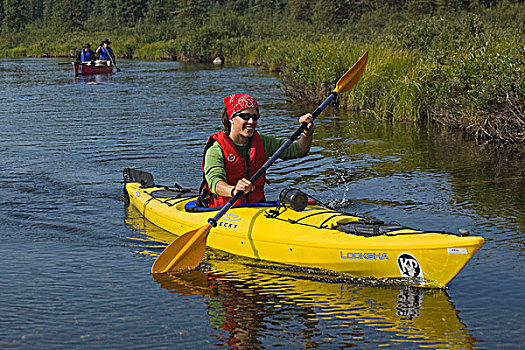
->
xmin=208 ymin=91 xmax=338 ymax=226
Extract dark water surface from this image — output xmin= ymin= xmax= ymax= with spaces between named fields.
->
xmin=1 ymin=58 xmax=523 ymax=349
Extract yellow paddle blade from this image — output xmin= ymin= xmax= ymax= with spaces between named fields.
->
xmin=335 ymin=51 xmax=368 ymax=94
xmin=151 ymin=223 xmax=213 ymax=274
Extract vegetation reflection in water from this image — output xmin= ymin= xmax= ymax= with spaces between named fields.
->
xmin=302 ymin=110 xmax=525 ymax=236
xmin=124 ymin=205 xmax=478 ymax=348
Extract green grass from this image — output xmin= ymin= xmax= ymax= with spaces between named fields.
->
xmin=1 ymin=2 xmax=523 ymax=142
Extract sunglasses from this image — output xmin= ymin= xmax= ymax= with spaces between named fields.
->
xmin=234 ymin=112 xmax=260 ymax=121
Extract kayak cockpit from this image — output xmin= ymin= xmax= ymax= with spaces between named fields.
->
xmin=184 ymin=198 xmax=281 ymax=212
xmin=123 ymin=168 xmax=465 ymax=239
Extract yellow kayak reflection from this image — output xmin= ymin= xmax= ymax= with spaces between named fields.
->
xmin=125 ymin=205 xmax=479 ymax=348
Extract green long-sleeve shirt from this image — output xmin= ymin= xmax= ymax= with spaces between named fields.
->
xmin=204 ymin=133 xmax=308 ymax=193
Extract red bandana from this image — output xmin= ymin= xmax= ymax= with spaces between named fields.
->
xmin=224 ymin=93 xmax=259 ymax=119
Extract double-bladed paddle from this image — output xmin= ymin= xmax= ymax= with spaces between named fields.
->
xmin=151 ymin=50 xmax=368 ymax=274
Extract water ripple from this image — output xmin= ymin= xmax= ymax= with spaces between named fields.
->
xmin=1 ymin=58 xmax=523 ymax=349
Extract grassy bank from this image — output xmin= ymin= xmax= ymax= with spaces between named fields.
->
xmin=1 ymin=2 xmax=523 ymax=143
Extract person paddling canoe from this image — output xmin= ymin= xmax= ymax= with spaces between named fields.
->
xmin=76 ymin=43 xmax=95 ymax=64
xmin=198 ymin=93 xmax=314 ymax=207
xmin=96 ymin=38 xmax=116 ymax=66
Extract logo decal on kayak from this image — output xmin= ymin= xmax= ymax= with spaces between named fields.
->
xmin=397 ymin=253 xmax=424 ymax=281
xmin=340 ymin=252 xmax=389 ymax=260
xmin=227 ymin=153 xmax=236 ymax=162
xmin=218 ymin=214 xmax=241 ymax=229
xmin=447 ymin=247 xmax=468 ymax=254
xmin=222 ymin=214 xmax=241 ymax=221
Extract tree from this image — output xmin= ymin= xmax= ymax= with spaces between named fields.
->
xmin=145 ymin=0 xmax=167 ymax=22
xmin=42 ymin=0 xmax=88 ymax=31
xmin=174 ymin=0 xmax=210 ymax=28
xmin=2 ymin=0 xmax=28 ymax=33
xmin=26 ymin=0 xmax=45 ymax=22
xmin=287 ymin=0 xmax=312 ymax=22
xmin=93 ymin=0 xmax=117 ymax=27
xmin=115 ymin=0 xmax=147 ymax=26
xmin=0 ymin=1 xmax=4 ymax=29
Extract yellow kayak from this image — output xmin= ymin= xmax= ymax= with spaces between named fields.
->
xmin=123 ymin=169 xmax=484 ymax=288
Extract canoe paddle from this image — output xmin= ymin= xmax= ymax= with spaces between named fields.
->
xmin=58 ymin=61 xmax=95 ymax=65
xmin=58 ymin=62 xmax=86 ymax=65
xmin=151 ymin=50 xmax=368 ymax=274
xmin=108 ymin=51 xmax=121 ymax=72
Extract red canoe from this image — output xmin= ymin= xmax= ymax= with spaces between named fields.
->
xmin=73 ymin=62 xmax=113 ymax=77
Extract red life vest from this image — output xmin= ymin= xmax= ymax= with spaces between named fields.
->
xmin=201 ymin=131 xmax=267 ymax=207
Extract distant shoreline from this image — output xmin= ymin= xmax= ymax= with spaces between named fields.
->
xmin=2 ymin=1 xmax=522 ymax=143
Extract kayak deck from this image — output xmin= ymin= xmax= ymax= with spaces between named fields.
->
xmin=124 ymin=172 xmax=484 ymax=288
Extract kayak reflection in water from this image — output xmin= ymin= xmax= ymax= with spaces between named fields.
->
xmin=149 ymin=264 xmax=478 ymax=349
xmin=198 ymin=93 xmax=314 ymax=208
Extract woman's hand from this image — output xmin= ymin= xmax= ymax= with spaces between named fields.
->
xmin=299 ymin=113 xmax=314 ymax=136
xmin=297 ymin=113 xmax=314 ymax=154
xmin=232 ymin=178 xmax=253 ymax=196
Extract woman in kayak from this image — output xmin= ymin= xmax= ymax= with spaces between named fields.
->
xmin=198 ymin=93 xmax=314 ymax=207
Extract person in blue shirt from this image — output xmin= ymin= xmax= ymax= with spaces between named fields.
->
xmin=96 ymin=39 xmax=116 ymax=66
xmin=76 ymin=43 xmax=95 ymax=64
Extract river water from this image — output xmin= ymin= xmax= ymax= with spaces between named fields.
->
xmin=1 ymin=58 xmax=523 ymax=349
